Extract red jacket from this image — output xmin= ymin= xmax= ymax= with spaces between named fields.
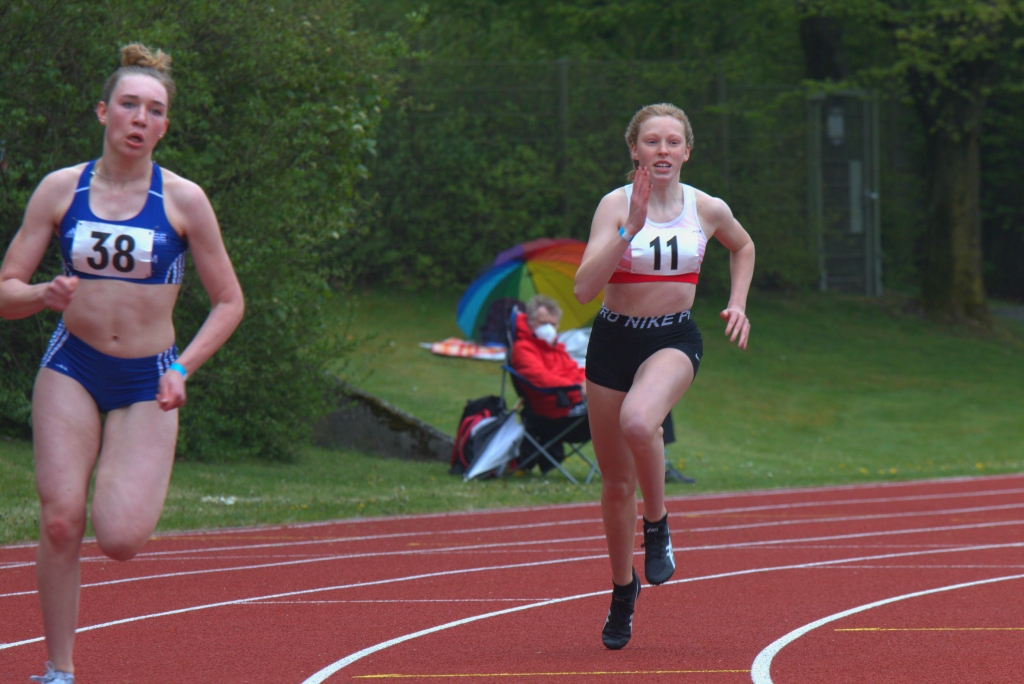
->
xmin=509 ymin=313 xmax=586 ymax=418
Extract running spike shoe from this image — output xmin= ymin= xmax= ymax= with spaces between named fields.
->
xmin=601 ymin=569 xmax=641 ymax=650
xmin=642 ymin=513 xmax=676 ymax=585
xmin=30 ymin=662 xmax=74 ymax=683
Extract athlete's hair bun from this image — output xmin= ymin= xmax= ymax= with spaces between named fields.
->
xmin=101 ymin=43 xmax=176 ymax=105
xmin=120 ymin=43 xmax=172 ymax=73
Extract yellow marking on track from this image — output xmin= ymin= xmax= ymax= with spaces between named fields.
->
xmin=355 ymin=671 xmax=749 ymax=679
xmin=836 ymin=627 xmax=1024 ymax=632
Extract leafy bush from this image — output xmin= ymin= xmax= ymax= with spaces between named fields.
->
xmin=0 ymin=0 xmax=406 ymax=457
xmin=356 ymin=59 xmax=819 ymax=295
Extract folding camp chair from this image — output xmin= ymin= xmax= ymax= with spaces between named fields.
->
xmin=500 ymin=307 xmax=598 ymax=485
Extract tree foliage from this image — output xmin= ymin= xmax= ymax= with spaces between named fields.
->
xmin=355 ymin=1 xmax=817 ymax=293
xmin=802 ymin=0 xmax=1024 ymax=319
xmin=0 ymin=0 xmax=406 ymax=456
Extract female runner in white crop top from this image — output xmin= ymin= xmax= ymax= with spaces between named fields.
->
xmin=574 ymin=103 xmax=754 ymax=650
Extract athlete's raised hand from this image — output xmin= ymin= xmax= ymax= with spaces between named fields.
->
xmin=43 ymin=276 xmax=78 ymax=312
xmin=156 ymin=368 xmax=186 ymax=411
xmin=624 ymin=166 xmax=652 ymax=237
xmin=720 ymin=307 xmax=750 ymax=350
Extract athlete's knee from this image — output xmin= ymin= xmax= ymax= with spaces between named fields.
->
xmin=39 ymin=508 xmax=86 ymax=550
xmin=95 ymin=518 xmax=150 ymax=560
xmin=620 ymin=413 xmax=659 ymax=448
xmin=96 ymin=531 xmax=147 ymax=561
xmin=602 ymin=475 xmax=638 ymax=502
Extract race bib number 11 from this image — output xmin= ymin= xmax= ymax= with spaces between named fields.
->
xmin=71 ymin=221 xmax=154 ymax=280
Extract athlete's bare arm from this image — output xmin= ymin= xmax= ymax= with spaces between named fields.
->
xmin=574 ymin=167 xmax=653 ymax=304
xmin=0 ymin=168 xmax=83 ymax=320
xmin=156 ymin=171 xmax=244 ymax=410
xmin=696 ymin=191 xmax=754 ymax=349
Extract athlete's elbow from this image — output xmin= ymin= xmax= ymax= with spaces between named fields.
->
xmin=573 ymin=281 xmax=593 ymax=305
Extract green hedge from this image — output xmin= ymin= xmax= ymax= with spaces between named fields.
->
xmin=0 ymin=0 xmax=406 ymax=458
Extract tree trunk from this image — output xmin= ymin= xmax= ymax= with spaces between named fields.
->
xmin=919 ymin=108 xmax=990 ymax=324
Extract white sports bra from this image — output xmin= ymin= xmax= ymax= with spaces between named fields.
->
xmin=609 ymin=183 xmax=707 ymax=284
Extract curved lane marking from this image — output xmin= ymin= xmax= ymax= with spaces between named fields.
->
xmin=0 ymin=553 xmax=608 ymax=651
xmin=5 ymin=541 xmax=1023 ymax=654
xmin=298 ymin=541 xmax=1024 ymax=683
xmin=749 ymin=573 xmax=1024 ymax=684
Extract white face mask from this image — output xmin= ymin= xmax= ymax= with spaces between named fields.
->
xmin=533 ymin=323 xmax=558 ymax=345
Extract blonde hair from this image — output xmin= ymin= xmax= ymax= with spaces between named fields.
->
xmin=624 ymin=103 xmax=694 ymax=181
xmin=101 ymin=43 xmax=176 ymax=105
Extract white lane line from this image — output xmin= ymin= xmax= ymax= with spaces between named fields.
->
xmin=58 ymin=473 xmax=1024 ymax=548
xmin=0 ymin=554 xmax=608 ymax=651
xmin=298 ymin=541 xmax=1024 ymax=683
xmin=250 ymin=598 xmax=555 ymax=604
xmin=5 ymin=472 xmax=1024 ymax=552
xmin=0 ymin=535 xmax=606 ymax=599
xmin=821 ymin=564 xmax=1024 ymax=569
xmin=4 ymin=517 xmax=1021 ymax=600
xmin=8 ymin=488 xmax=1022 ymax=572
xmin=4 ymin=539 xmax=1022 ymax=655
xmin=686 ymin=501 xmax=1024 ymax=532
xmin=749 ymin=573 xmax=1024 ymax=684
xmin=691 ymin=519 xmax=1024 ymax=551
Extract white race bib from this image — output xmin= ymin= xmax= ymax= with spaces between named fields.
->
xmin=71 ymin=221 xmax=154 ymax=280
xmin=627 ymin=224 xmax=703 ymax=275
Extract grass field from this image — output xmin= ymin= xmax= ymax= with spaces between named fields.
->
xmin=335 ymin=287 xmax=1024 ymax=485
xmin=2 ymin=288 xmax=1022 ymax=544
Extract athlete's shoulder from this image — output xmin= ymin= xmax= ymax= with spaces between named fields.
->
xmin=35 ymin=163 xmax=87 ymax=198
xmin=159 ymin=166 xmax=208 ymax=205
xmin=27 ymin=164 xmax=87 ymax=224
xmin=598 ymin=185 xmax=629 ymax=209
xmin=693 ymin=187 xmax=734 ymax=224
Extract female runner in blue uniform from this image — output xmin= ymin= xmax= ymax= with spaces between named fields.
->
xmin=0 ymin=44 xmax=244 ymax=683
xmin=574 ymin=103 xmax=754 ymax=649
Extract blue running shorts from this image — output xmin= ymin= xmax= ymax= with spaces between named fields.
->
xmin=40 ymin=320 xmax=178 ymax=413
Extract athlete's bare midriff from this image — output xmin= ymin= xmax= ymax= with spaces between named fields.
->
xmin=602 ymin=280 xmax=696 ymax=317
xmin=61 ymin=279 xmax=179 ymax=357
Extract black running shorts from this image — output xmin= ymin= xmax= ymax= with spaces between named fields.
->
xmin=585 ymin=305 xmax=703 ymax=393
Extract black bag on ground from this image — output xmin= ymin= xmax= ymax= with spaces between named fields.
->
xmin=449 ymin=395 xmax=506 ymax=475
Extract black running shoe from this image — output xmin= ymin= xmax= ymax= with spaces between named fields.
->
xmin=601 ymin=569 xmax=640 ymax=650
xmin=642 ymin=513 xmax=676 ymax=585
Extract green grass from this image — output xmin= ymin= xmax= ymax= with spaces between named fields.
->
xmin=2 ymin=288 xmax=1022 ymax=544
xmin=0 ymin=442 xmax=603 ymax=545
xmin=332 ymin=287 xmax=1024 ymax=489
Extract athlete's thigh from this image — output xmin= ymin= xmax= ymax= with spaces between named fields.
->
xmin=586 ymin=380 xmax=634 ymax=482
xmin=32 ymin=369 xmax=102 ymax=513
xmin=91 ymin=401 xmax=178 ymax=537
xmin=621 ymin=348 xmax=695 ymax=427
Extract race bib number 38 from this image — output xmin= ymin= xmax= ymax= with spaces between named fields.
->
xmin=71 ymin=221 xmax=154 ymax=280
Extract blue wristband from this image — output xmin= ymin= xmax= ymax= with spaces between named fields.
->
xmin=618 ymin=226 xmax=634 ymax=242
xmin=168 ymin=362 xmax=188 ymax=380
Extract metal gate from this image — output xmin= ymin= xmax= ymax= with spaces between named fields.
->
xmin=807 ymin=92 xmax=882 ymax=295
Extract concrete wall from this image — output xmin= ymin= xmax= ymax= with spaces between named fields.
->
xmin=313 ymin=385 xmax=454 ymax=462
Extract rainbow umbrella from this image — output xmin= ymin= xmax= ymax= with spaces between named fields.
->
xmin=457 ymin=238 xmax=603 ymax=340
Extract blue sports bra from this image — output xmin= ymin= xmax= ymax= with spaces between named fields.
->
xmin=59 ymin=160 xmax=188 ymax=285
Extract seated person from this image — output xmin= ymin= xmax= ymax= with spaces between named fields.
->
xmin=511 ymin=295 xmax=589 ymax=472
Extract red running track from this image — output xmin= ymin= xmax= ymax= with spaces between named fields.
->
xmin=3 ymin=474 xmax=1024 ymax=683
